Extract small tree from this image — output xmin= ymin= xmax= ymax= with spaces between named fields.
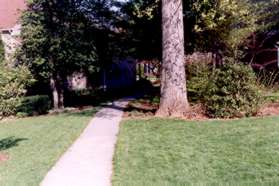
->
xmin=19 ymin=0 xmax=98 ymax=109
xmin=0 ymin=63 xmax=33 ymax=117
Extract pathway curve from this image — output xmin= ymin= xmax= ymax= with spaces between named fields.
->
xmin=40 ymin=99 xmax=131 ymax=186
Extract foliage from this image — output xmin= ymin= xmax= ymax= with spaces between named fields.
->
xmin=118 ymin=0 xmax=260 ymax=60
xmin=185 ymin=0 xmax=258 ymax=56
xmin=118 ymin=0 xmax=161 ymax=59
xmin=64 ymin=89 xmax=103 ymax=107
xmin=114 ymin=117 xmax=279 ymax=185
xmin=187 ymin=61 xmax=261 ymax=118
xmin=186 ymin=60 xmax=212 ymax=102
xmin=0 ymin=64 xmax=33 ymax=117
xmin=0 ymin=108 xmax=99 ymax=186
xmin=0 ymin=37 xmax=4 ymax=62
xmin=20 ymin=0 xmax=98 ymax=80
xmin=243 ymin=0 xmax=279 ymax=69
xmin=79 ymin=0 xmax=124 ymax=63
xmin=18 ymin=0 xmax=100 ymax=108
xmin=205 ymin=62 xmax=261 ymax=118
xmin=256 ymin=0 xmax=279 ymax=30
xmin=16 ymin=95 xmax=51 ymax=117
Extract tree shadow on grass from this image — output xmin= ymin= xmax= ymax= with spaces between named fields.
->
xmin=64 ymin=100 xmax=133 ymax=119
xmin=0 ymin=137 xmax=28 ymax=151
xmin=63 ymin=108 xmax=101 ymax=118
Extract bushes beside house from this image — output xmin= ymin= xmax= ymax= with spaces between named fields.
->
xmin=0 ymin=40 xmax=51 ymax=118
xmin=187 ymin=60 xmax=261 ymax=118
xmin=0 ymin=64 xmax=33 ymax=117
xmin=16 ymin=95 xmax=51 ymax=117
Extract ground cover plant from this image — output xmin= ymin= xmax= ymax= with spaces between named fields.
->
xmin=113 ymin=117 xmax=279 ymax=185
xmin=0 ymin=108 xmax=99 ymax=186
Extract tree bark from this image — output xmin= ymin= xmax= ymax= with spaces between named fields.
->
xmin=57 ymin=74 xmax=65 ymax=109
xmin=50 ymin=76 xmax=59 ymax=110
xmin=58 ymin=87 xmax=64 ymax=109
xmin=156 ymin=0 xmax=190 ymax=117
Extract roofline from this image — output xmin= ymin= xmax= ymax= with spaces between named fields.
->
xmin=0 ymin=28 xmax=13 ymax=33
xmin=0 ymin=24 xmax=22 ymax=33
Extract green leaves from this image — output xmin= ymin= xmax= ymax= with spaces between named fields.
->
xmin=0 ymin=64 xmax=33 ymax=117
xmin=205 ymin=62 xmax=261 ymax=118
xmin=19 ymin=0 xmax=99 ymax=82
xmin=185 ymin=0 xmax=259 ymax=54
xmin=187 ymin=60 xmax=261 ymax=118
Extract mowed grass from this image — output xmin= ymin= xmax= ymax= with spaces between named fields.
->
xmin=0 ymin=108 xmax=99 ymax=186
xmin=113 ymin=117 xmax=279 ymax=185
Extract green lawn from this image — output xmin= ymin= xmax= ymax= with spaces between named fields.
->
xmin=0 ymin=108 xmax=99 ymax=186
xmin=113 ymin=117 xmax=279 ymax=185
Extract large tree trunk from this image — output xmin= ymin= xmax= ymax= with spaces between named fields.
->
xmin=156 ymin=0 xmax=190 ymax=117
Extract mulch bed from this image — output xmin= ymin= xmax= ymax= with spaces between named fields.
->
xmin=123 ymin=100 xmax=157 ymax=118
xmin=258 ymin=103 xmax=279 ymax=116
xmin=182 ymin=103 xmax=209 ymax=120
xmin=124 ymin=100 xmax=209 ymax=120
xmin=124 ymin=99 xmax=279 ymax=120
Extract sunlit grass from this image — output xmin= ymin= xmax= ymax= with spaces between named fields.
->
xmin=0 ymin=108 xmax=99 ymax=186
xmin=113 ymin=117 xmax=279 ymax=185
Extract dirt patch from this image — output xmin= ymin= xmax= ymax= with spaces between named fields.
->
xmin=258 ymin=103 xmax=279 ymax=116
xmin=0 ymin=152 xmax=9 ymax=163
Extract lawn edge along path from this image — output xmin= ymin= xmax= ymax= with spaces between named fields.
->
xmin=40 ymin=99 xmax=131 ymax=186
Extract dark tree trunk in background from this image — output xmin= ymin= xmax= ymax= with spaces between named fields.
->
xmin=50 ymin=76 xmax=59 ymax=110
xmin=156 ymin=0 xmax=190 ymax=117
xmin=58 ymin=86 xmax=64 ymax=109
xmin=50 ymin=73 xmax=65 ymax=110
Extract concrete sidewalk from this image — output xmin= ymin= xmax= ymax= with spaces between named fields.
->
xmin=40 ymin=99 xmax=130 ymax=186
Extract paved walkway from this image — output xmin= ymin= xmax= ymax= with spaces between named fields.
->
xmin=40 ymin=99 xmax=130 ymax=186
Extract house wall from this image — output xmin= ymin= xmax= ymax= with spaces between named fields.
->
xmin=0 ymin=24 xmax=21 ymax=61
xmin=67 ymin=72 xmax=88 ymax=90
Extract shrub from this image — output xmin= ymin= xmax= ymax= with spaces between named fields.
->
xmin=64 ymin=89 xmax=102 ymax=107
xmin=17 ymin=95 xmax=51 ymax=117
xmin=0 ymin=65 xmax=33 ymax=117
xmin=186 ymin=60 xmax=212 ymax=102
xmin=205 ymin=62 xmax=261 ymax=118
xmin=187 ymin=60 xmax=261 ymax=118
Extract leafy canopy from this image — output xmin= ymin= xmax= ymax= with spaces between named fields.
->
xmin=19 ymin=0 xmax=98 ymax=82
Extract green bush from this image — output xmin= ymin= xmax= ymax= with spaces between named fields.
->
xmin=64 ymin=89 xmax=102 ymax=107
xmin=0 ymin=65 xmax=33 ymax=117
xmin=186 ymin=61 xmax=212 ymax=102
xmin=17 ymin=95 xmax=51 ymax=117
xmin=187 ymin=60 xmax=261 ymax=118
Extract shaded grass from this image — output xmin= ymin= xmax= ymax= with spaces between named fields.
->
xmin=113 ymin=117 xmax=279 ymax=185
xmin=0 ymin=108 xmax=99 ymax=186
xmin=264 ymin=91 xmax=279 ymax=103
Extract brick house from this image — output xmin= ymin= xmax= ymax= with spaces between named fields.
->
xmin=0 ymin=0 xmax=26 ymax=61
